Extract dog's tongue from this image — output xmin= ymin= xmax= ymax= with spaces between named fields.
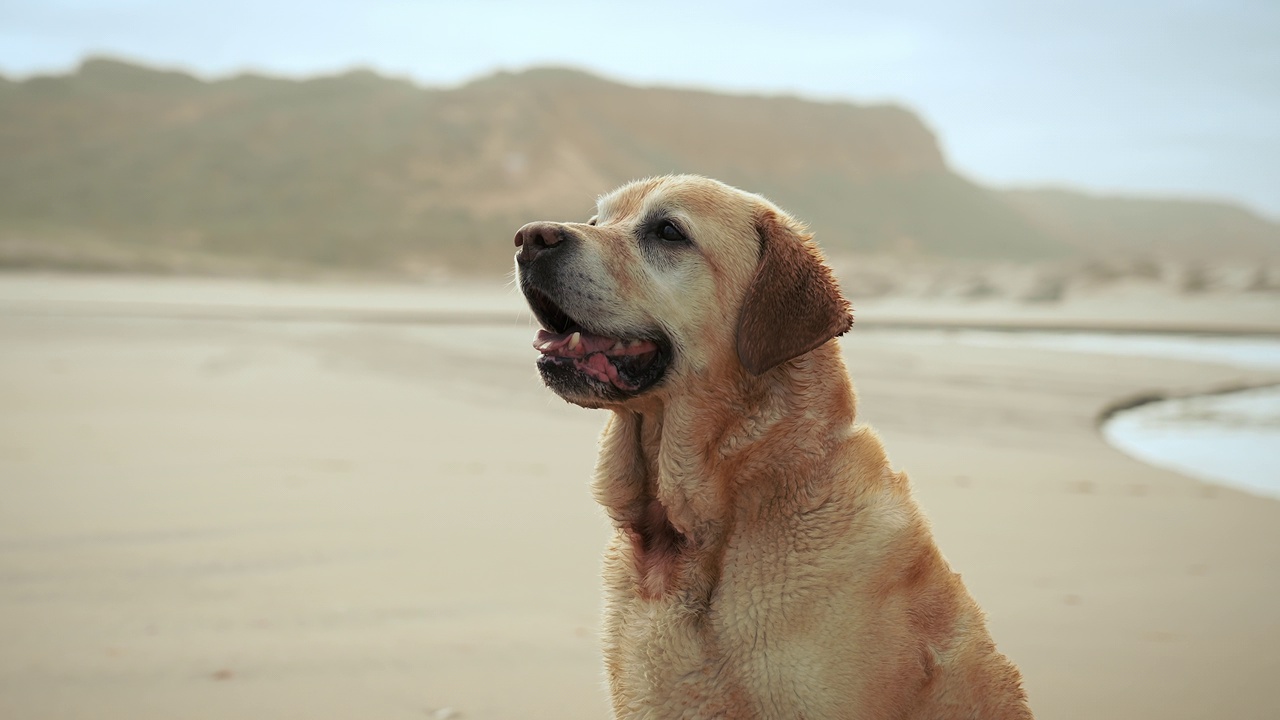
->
xmin=532 ymin=329 xmax=659 ymax=390
xmin=533 ymin=329 xmax=657 ymax=359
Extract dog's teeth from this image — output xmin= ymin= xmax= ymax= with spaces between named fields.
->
xmin=610 ymin=341 xmax=625 ymax=352
xmin=568 ymin=332 xmax=581 ymax=350
xmin=628 ymin=339 xmax=644 ymax=348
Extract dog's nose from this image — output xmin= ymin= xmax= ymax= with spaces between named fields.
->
xmin=514 ymin=222 xmax=566 ymax=265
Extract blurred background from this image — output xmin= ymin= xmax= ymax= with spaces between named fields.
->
xmin=1 ymin=2 xmax=1278 ymax=719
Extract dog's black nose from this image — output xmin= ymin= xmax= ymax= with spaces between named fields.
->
xmin=514 ymin=222 xmax=566 ymax=265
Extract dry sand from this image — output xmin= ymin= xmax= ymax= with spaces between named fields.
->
xmin=1 ymin=274 xmax=1279 ymax=719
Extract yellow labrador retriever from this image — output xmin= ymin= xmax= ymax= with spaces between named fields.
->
xmin=514 ymin=175 xmax=1032 ymax=719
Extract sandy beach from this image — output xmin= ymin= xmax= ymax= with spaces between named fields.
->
xmin=2 ymin=274 xmax=1279 ymax=720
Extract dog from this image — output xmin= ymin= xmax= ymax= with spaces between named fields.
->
xmin=514 ymin=175 xmax=1032 ymax=719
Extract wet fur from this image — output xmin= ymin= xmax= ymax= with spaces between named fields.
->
xmin=518 ymin=176 xmax=1032 ymax=719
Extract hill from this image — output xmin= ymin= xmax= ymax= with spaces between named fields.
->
xmin=1 ymin=58 xmax=1277 ymax=275
xmin=1005 ymin=188 xmax=1280 ymax=259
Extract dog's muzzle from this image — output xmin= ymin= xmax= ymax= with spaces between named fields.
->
xmin=514 ymin=222 xmax=672 ymax=403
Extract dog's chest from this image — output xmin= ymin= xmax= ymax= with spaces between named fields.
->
xmin=605 ymin=554 xmax=837 ymax=719
xmin=607 ymin=595 xmax=749 ymax=718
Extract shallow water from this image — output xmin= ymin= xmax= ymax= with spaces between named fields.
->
xmin=1103 ymin=386 xmax=1280 ymax=499
xmin=877 ymin=328 xmax=1280 ymax=499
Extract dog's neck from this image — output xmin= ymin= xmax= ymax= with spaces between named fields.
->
xmin=593 ymin=341 xmax=857 ymax=599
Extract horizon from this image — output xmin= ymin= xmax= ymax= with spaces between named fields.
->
xmin=3 ymin=1 xmax=1278 ymax=218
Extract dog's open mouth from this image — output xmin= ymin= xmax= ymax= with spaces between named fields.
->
xmin=525 ymin=288 xmax=669 ymax=396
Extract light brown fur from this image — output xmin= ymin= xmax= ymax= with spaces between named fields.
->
xmin=517 ymin=175 xmax=1032 ymax=719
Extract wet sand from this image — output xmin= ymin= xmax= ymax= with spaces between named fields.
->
xmin=1 ymin=274 xmax=1279 ymax=719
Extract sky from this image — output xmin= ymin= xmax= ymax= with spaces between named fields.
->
xmin=3 ymin=0 xmax=1278 ymax=217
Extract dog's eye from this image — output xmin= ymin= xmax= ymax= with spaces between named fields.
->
xmin=656 ymin=220 xmax=686 ymax=243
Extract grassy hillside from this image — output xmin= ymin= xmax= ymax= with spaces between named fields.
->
xmin=1 ymin=58 xmax=1276 ymax=276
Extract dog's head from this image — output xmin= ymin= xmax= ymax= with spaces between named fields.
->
xmin=515 ymin=175 xmax=852 ymax=409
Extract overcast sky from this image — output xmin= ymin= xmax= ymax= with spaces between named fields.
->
xmin=3 ymin=0 xmax=1278 ymax=216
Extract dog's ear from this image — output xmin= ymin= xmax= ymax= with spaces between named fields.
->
xmin=735 ymin=210 xmax=853 ymax=376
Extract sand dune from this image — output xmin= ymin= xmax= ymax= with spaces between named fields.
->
xmin=1 ymin=275 xmax=1278 ymax=719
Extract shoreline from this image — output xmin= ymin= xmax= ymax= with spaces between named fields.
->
xmin=1096 ymin=380 xmax=1280 ymax=425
